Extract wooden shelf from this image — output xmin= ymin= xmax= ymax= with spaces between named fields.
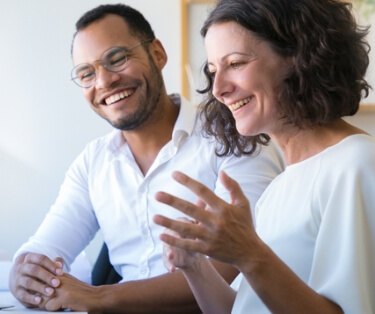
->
xmin=180 ymin=0 xmax=216 ymax=99
xmin=359 ymin=104 xmax=375 ymax=112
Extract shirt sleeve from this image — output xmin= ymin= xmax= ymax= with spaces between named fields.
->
xmin=13 ymin=145 xmax=100 ymax=271
xmin=309 ymin=150 xmax=375 ymax=313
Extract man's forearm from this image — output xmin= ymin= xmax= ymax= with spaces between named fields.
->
xmin=96 ymin=271 xmax=199 ymax=314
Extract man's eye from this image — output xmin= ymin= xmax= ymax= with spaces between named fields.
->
xmin=80 ymin=71 xmax=95 ymax=81
xmin=109 ymin=54 xmax=127 ymax=66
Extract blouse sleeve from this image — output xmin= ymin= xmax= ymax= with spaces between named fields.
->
xmin=310 ymin=148 xmax=375 ymax=313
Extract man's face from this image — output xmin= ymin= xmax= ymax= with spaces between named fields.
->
xmin=72 ymin=14 xmax=165 ymax=131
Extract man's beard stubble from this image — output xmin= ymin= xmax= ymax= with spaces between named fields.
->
xmin=109 ymin=58 xmax=164 ymax=131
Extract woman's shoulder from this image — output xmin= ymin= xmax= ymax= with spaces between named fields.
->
xmin=324 ymin=134 xmax=375 ymax=159
xmin=318 ymin=134 xmax=375 ymax=182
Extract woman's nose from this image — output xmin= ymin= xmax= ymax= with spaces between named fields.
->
xmin=212 ymin=70 xmax=233 ymax=102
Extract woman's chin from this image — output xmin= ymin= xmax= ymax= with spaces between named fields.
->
xmin=235 ymin=123 xmax=255 ymax=137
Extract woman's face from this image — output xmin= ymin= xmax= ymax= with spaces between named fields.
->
xmin=204 ymin=21 xmax=291 ymax=137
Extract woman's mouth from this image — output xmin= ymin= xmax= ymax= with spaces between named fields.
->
xmin=229 ymin=96 xmax=253 ymax=111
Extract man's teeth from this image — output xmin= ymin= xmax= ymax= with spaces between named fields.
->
xmin=229 ymin=97 xmax=252 ymax=111
xmin=105 ymin=91 xmax=132 ymax=105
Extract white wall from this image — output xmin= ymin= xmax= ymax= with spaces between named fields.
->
xmin=0 ymin=0 xmax=181 ymax=264
xmin=344 ymin=110 xmax=375 ymax=135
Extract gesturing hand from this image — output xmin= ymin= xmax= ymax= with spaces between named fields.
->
xmin=154 ymin=170 xmax=260 ymax=270
xmin=162 ymin=217 xmax=203 ymax=273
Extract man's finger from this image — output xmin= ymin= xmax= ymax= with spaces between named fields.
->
xmin=24 ymin=253 xmax=63 ymax=276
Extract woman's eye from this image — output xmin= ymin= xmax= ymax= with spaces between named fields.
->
xmin=208 ymin=71 xmax=216 ymax=78
xmin=230 ymin=62 xmax=244 ymax=69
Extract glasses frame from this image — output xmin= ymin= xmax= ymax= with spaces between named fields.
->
xmin=71 ymin=39 xmax=153 ymax=88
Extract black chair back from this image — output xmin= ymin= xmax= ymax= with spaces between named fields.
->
xmin=91 ymin=243 xmax=122 ymax=285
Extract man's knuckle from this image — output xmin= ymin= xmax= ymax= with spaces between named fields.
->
xmin=22 ymin=276 xmax=34 ymax=288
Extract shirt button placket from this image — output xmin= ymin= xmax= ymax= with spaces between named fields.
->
xmin=138 ymin=183 xmax=152 ymax=278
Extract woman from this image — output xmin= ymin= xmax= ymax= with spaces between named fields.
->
xmin=153 ymin=0 xmax=375 ymax=313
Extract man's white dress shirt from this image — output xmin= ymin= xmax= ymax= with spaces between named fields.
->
xmin=15 ymin=94 xmax=285 ymax=281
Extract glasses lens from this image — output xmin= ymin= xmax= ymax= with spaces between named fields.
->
xmin=72 ymin=64 xmax=96 ymax=88
xmin=102 ymin=47 xmax=128 ymax=72
xmin=71 ymin=46 xmax=130 ymax=88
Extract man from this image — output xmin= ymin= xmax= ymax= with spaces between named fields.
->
xmin=9 ymin=3 xmax=284 ymax=313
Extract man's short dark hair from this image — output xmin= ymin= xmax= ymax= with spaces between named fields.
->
xmin=72 ymin=3 xmax=155 ymax=54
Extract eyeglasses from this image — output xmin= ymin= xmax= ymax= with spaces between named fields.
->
xmin=71 ymin=39 xmax=153 ymax=88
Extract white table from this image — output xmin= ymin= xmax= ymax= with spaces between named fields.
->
xmin=0 ymin=290 xmax=87 ymax=313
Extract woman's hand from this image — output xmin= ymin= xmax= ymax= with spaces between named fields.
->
xmin=154 ymin=170 xmax=260 ymax=271
xmin=162 ymin=217 xmax=203 ymax=273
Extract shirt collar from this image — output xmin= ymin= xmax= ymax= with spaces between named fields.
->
xmin=104 ymin=93 xmax=198 ymax=154
xmin=170 ymin=93 xmax=197 ymax=148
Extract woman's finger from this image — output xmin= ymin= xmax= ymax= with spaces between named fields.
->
xmin=219 ymin=171 xmax=250 ymax=209
xmin=154 ymin=214 xmax=207 ymax=241
xmin=159 ymin=231 xmax=206 ymax=254
xmin=155 ymin=191 xmax=213 ymax=225
xmin=171 ymin=171 xmax=226 ymax=211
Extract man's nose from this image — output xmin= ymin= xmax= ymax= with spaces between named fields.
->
xmin=94 ymin=65 xmax=121 ymax=89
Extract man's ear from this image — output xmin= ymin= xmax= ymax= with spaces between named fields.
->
xmin=148 ymin=39 xmax=168 ymax=70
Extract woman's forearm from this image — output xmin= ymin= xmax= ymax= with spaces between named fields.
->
xmin=182 ymin=257 xmax=237 ymax=314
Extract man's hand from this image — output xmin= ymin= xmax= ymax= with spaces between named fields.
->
xmin=43 ymin=273 xmax=99 ymax=312
xmin=9 ymin=253 xmax=63 ymax=308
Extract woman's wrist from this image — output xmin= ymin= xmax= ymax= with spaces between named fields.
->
xmin=180 ymin=253 xmax=208 ymax=276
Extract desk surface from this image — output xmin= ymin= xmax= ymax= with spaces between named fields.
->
xmin=0 ymin=291 xmax=87 ymax=313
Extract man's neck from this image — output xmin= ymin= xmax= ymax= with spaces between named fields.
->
xmin=121 ymin=97 xmax=180 ymax=176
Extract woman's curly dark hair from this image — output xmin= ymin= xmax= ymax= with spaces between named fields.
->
xmin=199 ymin=0 xmax=371 ymax=156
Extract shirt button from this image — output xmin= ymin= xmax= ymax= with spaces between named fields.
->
xmin=142 ymin=225 xmax=148 ymax=235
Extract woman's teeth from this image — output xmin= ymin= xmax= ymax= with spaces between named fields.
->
xmin=105 ymin=90 xmax=133 ymax=105
xmin=229 ymin=97 xmax=252 ymax=111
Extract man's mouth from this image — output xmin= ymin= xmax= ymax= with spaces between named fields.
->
xmin=105 ymin=90 xmax=134 ymax=105
xmin=229 ymin=96 xmax=253 ymax=111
